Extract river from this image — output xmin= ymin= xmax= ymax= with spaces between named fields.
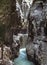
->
xmin=14 ymin=48 xmax=34 ymax=65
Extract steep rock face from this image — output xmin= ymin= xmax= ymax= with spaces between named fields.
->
xmin=26 ymin=1 xmax=47 ymax=65
xmin=26 ymin=36 xmax=47 ymax=65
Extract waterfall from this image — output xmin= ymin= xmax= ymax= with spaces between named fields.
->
xmin=14 ymin=48 xmax=34 ymax=65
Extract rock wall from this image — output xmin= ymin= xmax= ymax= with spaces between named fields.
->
xmin=27 ymin=1 xmax=47 ymax=65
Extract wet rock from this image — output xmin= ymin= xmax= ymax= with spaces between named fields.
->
xmin=12 ymin=41 xmax=20 ymax=59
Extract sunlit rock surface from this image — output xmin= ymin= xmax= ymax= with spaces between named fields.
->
xmin=16 ymin=0 xmax=33 ymax=20
xmin=0 ymin=45 xmax=13 ymax=65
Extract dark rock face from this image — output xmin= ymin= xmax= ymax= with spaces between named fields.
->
xmin=44 ymin=23 xmax=47 ymax=36
xmin=12 ymin=41 xmax=20 ymax=59
xmin=28 ymin=17 xmax=34 ymax=41
xmin=42 ymin=0 xmax=46 ymax=2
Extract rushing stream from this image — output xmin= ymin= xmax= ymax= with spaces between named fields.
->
xmin=14 ymin=48 xmax=34 ymax=65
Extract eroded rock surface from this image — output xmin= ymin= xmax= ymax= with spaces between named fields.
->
xmin=26 ymin=36 xmax=47 ymax=65
xmin=27 ymin=1 xmax=47 ymax=65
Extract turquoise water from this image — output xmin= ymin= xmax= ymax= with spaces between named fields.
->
xmin=14 ymin=48 xmax=34 ymax=65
